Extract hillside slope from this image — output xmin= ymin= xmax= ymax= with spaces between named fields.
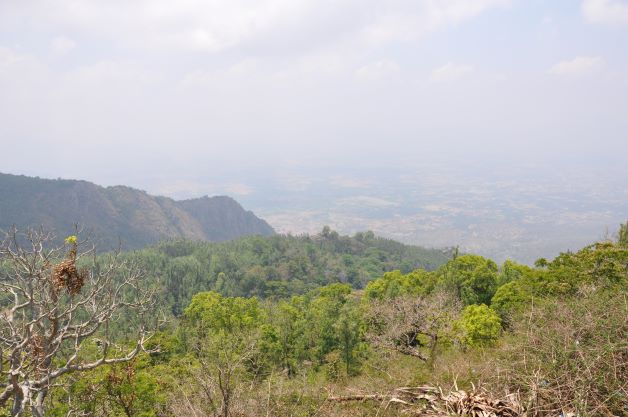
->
xmin=0 ymin=173 xmax=274 ymax=248
xmin=121 ymin=231 xmax=453 ymax=314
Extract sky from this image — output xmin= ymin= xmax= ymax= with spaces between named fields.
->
xmin=1 ymin=0 xmax=628 ymax=197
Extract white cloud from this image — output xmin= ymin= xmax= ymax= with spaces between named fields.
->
xmin=421 ymin=0 xmax=510 ymax=29
xmin=548 ymin=56 xmax=605 ymax=77
xmin=0 ymin=46 xmax=46 ymax=82
xmin=430 ymin=62 xmax=473 ymax=82
xmin=1 ymin=0 xmax=509 ymax=55
xmin=355 ymin=60 xmax=399 ymax=81
xmin=363 ymin=14 xmax=426 ymax=45
xmin=364 ymin=0 xmax=510 ymax=45
xmin=296 ymin=49 xmax=353 ymax=76
xmin=5 ymin=0 xmax=327 ymax=53
xmin=229 ymin=59 xmax=258 ymax=75
xmin=582 ymin=0 xmax=628 ymax=25
xmin=0 ymin=47 xmax=21 ymax=68
xmin=178 ymin=59 xmax=262 ymax=90
xmin=179 ymin=69 xmax=215 ymax=89
xmin=50 ymin=35 xmax=76 ymax=56
xmin=68 ymin=60 xmax=158 ymax=84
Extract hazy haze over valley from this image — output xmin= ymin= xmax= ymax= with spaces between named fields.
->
xmin=2 ymin=0 xmax=627 ymax=263
xmin=142 ymin=159 xmax=628 ymax=264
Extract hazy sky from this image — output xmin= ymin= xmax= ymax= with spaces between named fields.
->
xmin=1 ymin=0 xmax=628 ymax=197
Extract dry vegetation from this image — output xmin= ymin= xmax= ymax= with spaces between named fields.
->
xmin=0 ymin=226 xmax=626 ymax=417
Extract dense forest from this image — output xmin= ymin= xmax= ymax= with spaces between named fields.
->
xmin=119 ymin=228 xmax=453 ymax=315
xmin=0 ymin=225 xmax=626 ymax=417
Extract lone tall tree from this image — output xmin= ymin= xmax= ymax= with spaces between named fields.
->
xmin=0 ymin=228 xmax=156 ymax=416
xmin=619 ymin=221 xmax=628 ymax=246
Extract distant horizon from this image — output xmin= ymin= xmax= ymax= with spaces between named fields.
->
xmin=1 ymin=169 xmax=625 ymax=266
xmin=2 ymin=0 xmax=627 ymax=265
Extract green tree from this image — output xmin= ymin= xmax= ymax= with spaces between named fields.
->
xmin=438 ymin=255 xmax=499 ymax=305
xmin=265 ymin=297 xmax=308 ymax=375
xmin=335 ymin=303 xmax=362 ymax=376
xmin=57 ymin=358 xmax=162 ymax=417
xmin=618 ymin=221 xmax=628 ymax=245
xmin=301 ymin=283 xmax=364 ymax=376
xmin=181 ymin=292 xmax=265 ymax=417
xmin=455 ymin=304 xmax=501 ymax=347
xmin=363 ymin=269 xmax=437 ymax=300
xmin=184 ymin=291 xmax=262 ymax=334
xmin=498 ymin=260 xmax=533 ymax=286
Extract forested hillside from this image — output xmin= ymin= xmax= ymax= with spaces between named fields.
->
xmin=0 ymin=172 xmax=274 ymax=249
xmin=0 ymin=224 xmax=625 ymax=417
xmin=122 ymin=228 xmax=453 ymax=315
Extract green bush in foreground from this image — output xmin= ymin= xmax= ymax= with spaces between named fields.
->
xmin=455 ymin=304 xmax=502 ymax=348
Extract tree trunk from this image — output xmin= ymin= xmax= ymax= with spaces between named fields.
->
xmin=11 ymin=385 xmax=24 ymax=417
xmin=31 ymin=389 xmax=47 ymax=417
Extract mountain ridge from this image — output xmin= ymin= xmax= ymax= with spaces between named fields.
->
xmin=0 ymin=172 xmax=275 ymax=249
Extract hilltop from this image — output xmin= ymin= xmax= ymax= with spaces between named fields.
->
xmin=0 ymin=172 xmax=274 ymax=249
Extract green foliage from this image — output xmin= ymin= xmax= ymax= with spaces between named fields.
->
xmin=455 ymin=304 xmax=501 ymax=347
xmin=497 ymin=260 xmax=533 ymax=286
xmin=491 ymin=280 xmax=528 ymax=318
xmin=25 ymin=230 xmax=628 ymax=417
xmin=363 ymin=269 xmax=437 ymax=299
xmin=437 ymin=255 xmax=499 ymax=306
xmin=265 ymin=297 xmax=309 ymax=375
xmin=178 ymin=283 xmax=364 ymax=381
xmin=308 ymin=284 xmax=353 ymax=363
xmin=364 ymin=254 xmax=503 ymax=305
xmin=64 ymin=235 xmax=77 ymax=245
xmin=492 ymin=241 xmax=628 ymax=318
xmin=490 ymin=269 xmax=546 ymax=318
xmin=534 ymin=257 xmax=548 ymax=268
xmin=618 ymin=221 xmax=628 ymax=245
xmin=547 ymin=241 xmax=628 ymax=289
xmin=316 ymin=282 xmax=352 ymax=299
xmin=143 ymin=331 xmax=184 ymax=365
xmin=47 ymin=356 xmax=165 ymax=417
xmin=184 ymin=291 xmax=262 ymax=332
xmin=117 ymin=231 xmax=450 ymax=318
xmin=335 ymin=304 xmax=362 ymax=376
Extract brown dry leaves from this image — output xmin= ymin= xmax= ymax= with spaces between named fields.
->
xmin=51 ymin=244 xmax=87 ymax=296
xmin=329 ymin=385 xmax=523 ymax=417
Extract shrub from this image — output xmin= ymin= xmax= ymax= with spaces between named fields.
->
xmin=455 ymin=304 xmax=501 ymax=348
xmin=496 ymin=289 xmax=628 ymax=416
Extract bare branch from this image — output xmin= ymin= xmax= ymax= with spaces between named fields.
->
xmin=0 ymin=227 xmax=156 ymax=416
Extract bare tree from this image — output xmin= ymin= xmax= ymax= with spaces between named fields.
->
xmin=0 ymin=227 xmax=156 ymax=417
xmin=496 ymin=289 xmax=628 ymax=416
xmin=365 ymin=292 xmax=461 ymax=363
xmin=168 ymin=333 xmax=259 ymax=417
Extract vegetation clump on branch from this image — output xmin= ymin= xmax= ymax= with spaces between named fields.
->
xmin=50 ymin=235 xmax=87 ymax=296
